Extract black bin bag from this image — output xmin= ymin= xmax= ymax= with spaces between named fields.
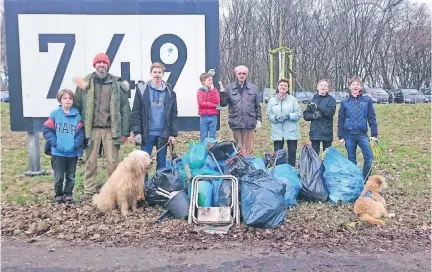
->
xmin=298 ymin=145 xmax=329 ymax=202
xmin=240 ymin=170 xmax=287 ymax=228
xmin=145 ymin=168 xmax=186 ymax=205
xmin=264 ymin=150 xmax=288 ymax=168
xmin=224 ymin=155 xmax=255 ymax=178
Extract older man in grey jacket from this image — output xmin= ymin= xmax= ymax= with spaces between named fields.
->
xmin=220 ymin=65 xmax=262 ymax=154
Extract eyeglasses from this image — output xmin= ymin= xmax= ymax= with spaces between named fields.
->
xmin=237 ymin=72 xmax=247 ymax=75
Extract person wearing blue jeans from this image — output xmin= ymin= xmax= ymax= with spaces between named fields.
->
xmin=131 ymin=62 xmax=178 ymax=174
xmin=338 ymin=76 xmax=378 ymax=180
xmin=343 ymin=133 xmax=373 ymax=179
xmin=197 ymin=72 xmax=220 ymax=143
xmin=141 ymin=135 xmax=167 ymax=171
xmin=200 ymin=115 xmax=217 ymax=141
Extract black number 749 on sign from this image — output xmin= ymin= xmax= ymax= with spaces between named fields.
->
xmin=39 ymin=33 xmax=187 ymax=99
xmin=38 ymin=34 xmax=76 ymax=99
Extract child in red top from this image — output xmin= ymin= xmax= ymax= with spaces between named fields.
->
xmin=197 ymin=72 xmax=220 ymax=142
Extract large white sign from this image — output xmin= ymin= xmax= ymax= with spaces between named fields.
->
xmin=18 ymin=14 xmax=206 ymax=117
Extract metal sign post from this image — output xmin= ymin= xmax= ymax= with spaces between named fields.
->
xmin=24 ymin=132 xmax=48 ymax=176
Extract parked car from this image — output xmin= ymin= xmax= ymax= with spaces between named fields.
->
xmin=388 ymin=89 xmax=397 ymax=103
xmin=294 ymin=91 xmax=314 ymax=104
xmin=421 ymin=88 xmax=431 ymax=103
xmin=363 ymin=87 xmax=389 ymax=104
xmin=0 ymin=91 xmax=9 ymax=102
xmin=390 ymin=89 xmax=428 ymax=104
xmin=329 ymin=91 xmax=348 ymax=103
xmin=261 ymin=88 xmax=274 ymax=103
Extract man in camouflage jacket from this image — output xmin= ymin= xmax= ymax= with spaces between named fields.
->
xmin=74 ymin=53 xmax=131 ymax=200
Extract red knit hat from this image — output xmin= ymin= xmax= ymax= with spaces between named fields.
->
xmin=93 ymin=53 xmax=110 ymax=68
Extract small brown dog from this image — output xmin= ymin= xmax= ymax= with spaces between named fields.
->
xmin=354 ymin=175 xmax=390 ymax=225
xmin=92 ymin=150 xmax=152 ymax=216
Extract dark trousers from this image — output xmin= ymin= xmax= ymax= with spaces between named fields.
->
xmin=274 ymin=140 xmax=298 ymax=167
xmin=311 ymin=140 xmax=332 ymax=155
xmin=52 ymin=155 xmax=78 ymax=197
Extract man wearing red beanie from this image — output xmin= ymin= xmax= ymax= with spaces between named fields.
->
xmin=73 ymin=52 xmax=131 ymax=201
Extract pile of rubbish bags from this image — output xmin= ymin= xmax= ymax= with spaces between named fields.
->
xmin=145 ymin=139 xmax=364 ymax=229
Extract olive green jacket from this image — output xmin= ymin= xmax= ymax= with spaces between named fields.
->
xmin=74 ymin=73 xmax=131 ymax=145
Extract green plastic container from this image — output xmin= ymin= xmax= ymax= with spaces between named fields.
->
xmin=198 ymin=180 xmax=213 ymax=207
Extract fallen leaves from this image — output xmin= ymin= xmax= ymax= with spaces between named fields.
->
xmin=1 ymin=199 xmax=430 ymax=254
xmin=420 ymin=223 xmax=431 ymax=232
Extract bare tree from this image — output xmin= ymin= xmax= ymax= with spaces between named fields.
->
xmin=219 ymin=0 xmax=431 ymax=92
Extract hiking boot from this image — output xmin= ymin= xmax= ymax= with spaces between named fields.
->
xmin=64 ymin=195 xmax=74 ymax=204
xmin=55 ymin=196 xmax=64 ymax=204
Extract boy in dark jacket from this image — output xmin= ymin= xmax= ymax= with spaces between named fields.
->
xmin=43 ymin=89 xmax=85 ymax=204
xmin=338 ymin=76 xmax=378 ymax=179
xmin=197 ymin=72 xmax=220 ymax=142
xmin=304 ymin=79 xmax=336 ymax=155
xmin=131 ymin=62 xmax=178 ymax=171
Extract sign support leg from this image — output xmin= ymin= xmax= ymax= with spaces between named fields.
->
xmin=24 ymin=132 xmax=48 ymax=176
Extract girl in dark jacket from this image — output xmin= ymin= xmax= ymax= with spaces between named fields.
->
xmin=303 ymin=79 xmax=337 ymax=155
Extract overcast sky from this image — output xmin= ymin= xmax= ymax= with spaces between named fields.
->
xmin=411 ymin=0 xmax=432 ymax=8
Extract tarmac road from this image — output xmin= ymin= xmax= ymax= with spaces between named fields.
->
xmin=2 ymin=238 xmax=430 ymax=272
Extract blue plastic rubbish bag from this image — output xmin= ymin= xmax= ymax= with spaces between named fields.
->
xmin=181 ymin=154 xmax=220 ymax=179
xmin=323 ymin=147 xmax=364 ymax=203
xmin=240 ymin=170 xmax=287 ymax=228
xmin=183 ymin=141 xmax=207 ymax=169
xmin=171 ymin=158 xmax=188 ymax=181
xmin=202 ymin=155 xmax=226 ymax=173
xmin=275 ymin=177 xmax=299 ymax=207
xmin=246 ymin=156 xmax=266 ymax=170
xmin=266 ymin=164 xmax=302 ymax=207
xmin=203 ymin=138 xmax=217 ymax=149
xmin=267 ymin=164 xmax=302 ymax=189
xmin=212 ymin=179 xmax=232 ymax=207
xmin=165 ymin=159 xmax=174 ymax=170
xmin=190 ymin=167 xmax=220 ymax=177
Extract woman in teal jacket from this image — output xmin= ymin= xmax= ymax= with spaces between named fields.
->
xmin=267 ymin=78 xmax=302 ymax=167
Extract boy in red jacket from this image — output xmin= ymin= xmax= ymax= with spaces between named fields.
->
xmin=197 ymin=72 xmax=220 ymax=142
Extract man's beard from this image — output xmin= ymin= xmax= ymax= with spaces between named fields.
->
xmin=95 ymin=68 xmax=107 ymax=78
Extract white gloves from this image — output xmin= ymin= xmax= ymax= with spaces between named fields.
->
xmin=255 ymin=121 xmax=262 ymax=131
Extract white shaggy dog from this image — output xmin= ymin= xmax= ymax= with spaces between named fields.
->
xmin=92 ymin=150 xmax=152 ymax=216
